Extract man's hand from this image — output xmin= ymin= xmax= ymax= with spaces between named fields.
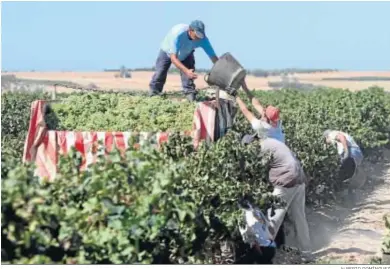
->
xmin=236 ymin=96 xmax=245 ymax=107
xmin=236 ymin=96 xmax=257 ymax=123
xmin=241 ymin=80 xmax=254 ymax=101
xmin=170 ymin=54 xmax=198 ymax=80
xmin=211 ymin=56 xmax=219 ymax=64
xmin=236 ymin=96 xmax=245 ymax=109
xmin=185 ymin=69 xmax=198 ymax=80
xmin=251 ymin=97 xmax=260 ymax=107
xmin=249 ymin=96 xmax=266 ymax=119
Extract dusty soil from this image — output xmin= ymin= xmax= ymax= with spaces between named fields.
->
xmin=277 ymin=149 xmax=390 ymax=264
xmin=4 ymin=71 xmax=390 ymax=92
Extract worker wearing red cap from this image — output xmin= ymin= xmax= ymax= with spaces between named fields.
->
xmin=236 ymin=95 xmax=285 ymax=143
xmin=238 ymin=94 xmax=313 ymax=262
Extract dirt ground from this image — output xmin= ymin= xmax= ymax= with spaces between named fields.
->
xmin=278 ymin=149 xmax=390 ymax=264
xmin=4 ymin=71 xmax=390 ymax=92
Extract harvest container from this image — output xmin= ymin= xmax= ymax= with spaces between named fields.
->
xmin=23 ymin=97 xmax=233 ymax=180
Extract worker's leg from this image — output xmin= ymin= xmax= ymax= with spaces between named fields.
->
xmin=274 ymin=221 xmax=286 ymax=248
xmin=287 ymin=183 xmax=311 ymax=252
xmin=349 ymin=148 xmax=366 ymax=189
xmin=180 ymin=51 xmax=197 ymax=100
xmin=149 ymin=50 xmax=171 ymax=95
xmin=351 ymin=147 xmax=364 ymax=166
xmin=267 ymin=185 xmax=299 ymax=239
xmin=341 ymin=149 xmax=365 ymax=201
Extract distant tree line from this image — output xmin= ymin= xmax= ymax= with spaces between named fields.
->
xmin=248 ymin=68 xmax=338 ymax=77
xmin=322 ymin=76 xmax=390 ymax=82
xmin=104 ymin=67 xmax=338 ymax=77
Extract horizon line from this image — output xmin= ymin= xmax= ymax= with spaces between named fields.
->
xmin=4 ymin=68 xmax=390 ymax=73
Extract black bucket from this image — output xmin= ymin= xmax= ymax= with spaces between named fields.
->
xmin=205 ymin=52 xmax=247 ymax=91
xmin=339 ymin=156 xmax=357 ymax=182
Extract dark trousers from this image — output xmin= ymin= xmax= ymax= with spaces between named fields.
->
xmin=149 ymin=50 xmax=196 ymax=94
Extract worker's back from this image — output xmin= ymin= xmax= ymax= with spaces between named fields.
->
xmin=260 ymin=138 xmax=305 ymax=188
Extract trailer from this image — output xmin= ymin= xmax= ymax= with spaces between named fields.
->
xmin=22 ymin=93 xmax=236 ymax=180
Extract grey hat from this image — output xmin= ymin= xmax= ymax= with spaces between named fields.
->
xmin=323 ymin=129 xmax=332 ymax=138
xmin=242 ymin=127 xmax=267 ymax=145
xmin=241 ymin=133 xmax=257 ymax=145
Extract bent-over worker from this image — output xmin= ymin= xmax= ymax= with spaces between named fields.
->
xmin=149 ymin=20 xmax=218 ymax=101
xmin=241 ymin=132 xmax=312 ymax=261
xmin=323 ymin=129 xmax=363 ymax=166
xmin=323 ymin=129 xmax=365 ymax=188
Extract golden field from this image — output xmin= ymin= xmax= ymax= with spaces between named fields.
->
xmin=4 ymin=70 xmax=390 ymax=93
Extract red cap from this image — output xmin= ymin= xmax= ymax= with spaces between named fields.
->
xmin=265 ymin=106 xmax=280 ymax=122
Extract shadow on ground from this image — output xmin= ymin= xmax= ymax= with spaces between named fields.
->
xmin=285 ymin=149 xmax=390 ymax=264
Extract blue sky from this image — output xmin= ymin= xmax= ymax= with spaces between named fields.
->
xmin=2 ymin=1 xmax=390 ymax=71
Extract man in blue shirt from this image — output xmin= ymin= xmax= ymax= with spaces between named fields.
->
xmin=149 ymin=20 xmax=219 ymax=101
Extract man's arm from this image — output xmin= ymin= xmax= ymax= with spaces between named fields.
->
xmin=170 ymin=54 xmax=197 ymax=79
xmin=251 ymin=97 xmax=266 ymax=119
xmin=201 ymin=38 xmax=218 ymax=64
xmin=241 ymin=80 xmax=266 ymax=118
xmin=336 ymin=133 xmax=350 ymax=158
xmin=168 ymin=35 xmax=197 ymax=79
xmin=241 ymin=80 xmax=253 ymax=100
xmin=236 ymin=96 xmax=257 ymax=123
xmin=242 ymin=80 xmax=266 ymax=118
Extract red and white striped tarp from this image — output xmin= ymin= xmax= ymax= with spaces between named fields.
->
xmin=193 ymin=100 xmax=217 ymax=149
xmin=23 ymin=99 xmax=227 ymax=180
xmin=55 ymin=131 xmax=175 ymax=170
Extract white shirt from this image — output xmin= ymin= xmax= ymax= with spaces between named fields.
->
xmin=251 ymin=119 xmax=286 ymax=143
